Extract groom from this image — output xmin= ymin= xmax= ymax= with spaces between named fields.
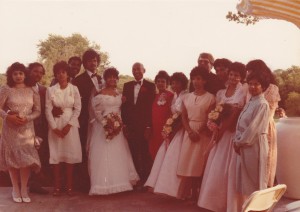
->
xmin=73 ymin=49 xmax=102 ymax=192
xmin=121 ymin=62 xmax=156 ymax=188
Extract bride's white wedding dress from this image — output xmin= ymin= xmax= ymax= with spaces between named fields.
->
xmin=88 ymin=93 xmax=139 ymax=195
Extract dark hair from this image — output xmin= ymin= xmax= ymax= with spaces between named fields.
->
xmin=247 ymin=72 xmax=270 ymax=92
xmin=82 ymin=49 xmax=100 ymax=69
xmin=228 ymin=62 xmax=246 ymax=82
xmin=103 ymin=67 xmax=119 ymax=80
xmin=53 ymin=61 xmax=69 ymax=77
xmin=6 ymin=62 xmax=30 ymax=87
xmin=189 ymin=66 xmax=210 ymax=92
xmin=214 ymin=58 xmax=232 ymax=69
xmin=68 ymin=56 xmax=82 ymax=64
xmin=170 ymin=72 xmax=188 ymax=90
xmin=246 ymin=59 xmax=276 ymax=85
xmin=28 ymin=62 xmax=45 ymax=75
xmin=154 ymin=70 xmax=170 ymax=84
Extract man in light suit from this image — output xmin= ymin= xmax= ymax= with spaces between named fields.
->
xmin=72 ymin=49 xmax=102 ymax=192
xmin=121 ymin=62 xmax=156 ymax=189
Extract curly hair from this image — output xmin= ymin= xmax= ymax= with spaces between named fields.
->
xmin=28 ymin=62 xmax=45 ymax=74
xmin=170 ymin=72 xmax=188 ymax=90
xmin=6 ymin=62 xmax=30 ymax=87
xmin=103 ymin=67 xmax=119 ymax=80
xmin=53 ymin=61 xmax=69 ymax=77
xmin=247 ymin=72 xmax=270 ymax=92
xmin=154 ymin=70 xmax=170 ymax=85
xmin=229 ymin=62 xmax=246 ymax=82
xmin=189 ymin=66 xmax=210 ymax=92
xmin=214 ymin=58 xmax=232 ymax=69
xmin=246 ymin=59 xmax=276 ymax=85
xmin=82 ymin=49 xmax=100 ymax=69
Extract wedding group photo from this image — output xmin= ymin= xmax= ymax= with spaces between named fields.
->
xmin=0 ymin=0 xmax=300 ymax=212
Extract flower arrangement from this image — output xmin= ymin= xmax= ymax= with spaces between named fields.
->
xmin=207 ymin=103 xmax=231 ymax=131
xmin=157 ymin=93 xmax=167 ymax=106
xmin=101 ymin=112 xmax=123 ymax=141
xmin=162 ymin=112 xmax=181 ymax=140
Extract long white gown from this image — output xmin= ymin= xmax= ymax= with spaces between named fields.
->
xmin=88 ymin=93 xmax=139 ymax=195
xmin=144 ymin=91 xmax=187 ymax=197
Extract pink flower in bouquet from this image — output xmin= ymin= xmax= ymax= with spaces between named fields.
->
xmin=207 ymin=103 xmax=231 ymax=131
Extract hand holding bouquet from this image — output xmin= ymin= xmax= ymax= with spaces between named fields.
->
xmin=207 ymin=103 xmax=231 ymax=131
xmin=102 ymin=112 xmax=123 ymax=141
xmin=162 ymin=112 xmax=181 ymax=144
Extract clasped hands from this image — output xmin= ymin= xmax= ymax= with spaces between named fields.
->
xmin=53 ymin=124 xmax=71 ymax=138
xmin=6 ymin=111 xmax=28 ymax=126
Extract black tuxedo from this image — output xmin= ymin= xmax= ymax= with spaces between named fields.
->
xmin=121 ymin=79 xmax=156 ymax=183
xmin=72 ymin=71 xmax=102 ymax=192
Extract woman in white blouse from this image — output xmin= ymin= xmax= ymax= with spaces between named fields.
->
xmin=45 ymin=61 xmax=82 ymax=196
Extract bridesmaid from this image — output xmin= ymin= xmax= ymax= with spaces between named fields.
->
xmin=198 ymin=62 xmax=247 ymax=212
xmin=245 ymin=59 xmax=280 ymax=187
xmin=149 ymin=71 xmax=173 ymax=160
xmin=233 ymin=71 xmax=270 ymax=206
xmin=45 ymin=61 xmax=82 ymax=196
xmin=145 ymin=72 xmax=188 ymax=197
xmin=177 ymin=66 xmax=215 ymax=200
xmin=0 ymin=62 xmax=41 ymax=203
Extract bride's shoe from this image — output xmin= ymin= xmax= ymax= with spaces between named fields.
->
xmin=12 ymin=192 xmax=22 ymax=203
xmin=21 ymin=196 xmax=31 ymax=203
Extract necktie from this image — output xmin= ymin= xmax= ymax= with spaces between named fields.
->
xmin=91 ymin=73 xmax=97 ymax=78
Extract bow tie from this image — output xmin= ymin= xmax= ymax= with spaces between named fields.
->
xmin=134 ymin=81 xmax=141 ymax=85
xmin=91 ymin=73 xmax=97 ymax=78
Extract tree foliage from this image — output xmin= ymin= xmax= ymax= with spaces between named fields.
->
xmin=226 ymin=11 xmax=259 ymax=26
xmin=274 ymin=66 xmax=300 ymax=116
xmin=37 ymin=33 xmax=110 ymax=85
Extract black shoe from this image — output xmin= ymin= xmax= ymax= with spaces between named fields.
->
xmin=29 ymin=185 xmax=49 ymax=195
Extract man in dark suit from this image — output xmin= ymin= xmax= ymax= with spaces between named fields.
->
xmin=27 ymin=62 xmax=50 ymax=194
xmin=195 ymin=52 xmax=225 ymax=95
xmin=121 ymin=62 xmax=156 ymax=188
xmin=72 ymin=49 xmax=102 ymax=192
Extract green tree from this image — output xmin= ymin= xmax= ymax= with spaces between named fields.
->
xmin=285 ymin=92 xmax=300 ymax=116
xmin=37 ymin=33 xmax=110 ymax=85
xmin=274 ymin=66 xmax=300 ymax=110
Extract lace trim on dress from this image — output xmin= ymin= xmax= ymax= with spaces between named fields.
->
xmin=89 ymin=183 xmax=133 ymax=195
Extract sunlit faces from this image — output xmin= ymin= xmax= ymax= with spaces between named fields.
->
xmin=55 ymin=69 xmax=68 ymax=84
xmin=228 ymin=71 xmax=241 ymax=86
xmin=248 ymin=79 xmax=263 ymax=96
xmin=192 ymin=75 xmax=206 ymax=90
xmin=155 ymin=78 xmax=167 ymax=92
xmin=197 ymin=57 xmax=213 ymax=73
xmin=68 ymin=60 xmax=81 ymax=77
xmin=105 ymin=75 xmax=118 ymax=87
xmin=171 ymin=80 xmax=183 ymax=93
xmin=132 ymin=63 xmax=145 ymax=81
xmin=12 ymin=70 xmax=25 ymax=84
xmin=85 ymin=57 xmax=98 ymax=73
xmin=215 ymin=66 xmax=229 ymax=82
xmin=30 ymin=66 xmax=44 ymax=83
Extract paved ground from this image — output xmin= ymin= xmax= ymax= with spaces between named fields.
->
xmin=0 ymin=187 xmax=298 ymax=212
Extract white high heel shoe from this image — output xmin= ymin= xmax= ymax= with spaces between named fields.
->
xmin=21 ymin=196 xmax=31 ymax=203
xmin=12 ymin=192 xmax=22 ymax=203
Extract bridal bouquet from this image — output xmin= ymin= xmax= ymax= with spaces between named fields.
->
xmin=207 ymin=103 xmax=231 ymax=131
xmin=162 ymin=112 xmax=181 ymax=140
xmin=101 ymin=112 xmax=123 ymax=141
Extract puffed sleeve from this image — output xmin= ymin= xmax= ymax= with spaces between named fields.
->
xmin=45 ymin=87 xmax=57 ymax=130
xmin=25 ymin=88 xmax=41 ymax=121
xmin=0 ymin=85 xmax=10 ymax=119
xmin=68 ymin=85 xmax=81 ymax=127
xmin=234 ymin=102 xmax=270 ymax=147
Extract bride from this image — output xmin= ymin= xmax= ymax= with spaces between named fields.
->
xmin=87 ymin=67 xmax=139 ymax=195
